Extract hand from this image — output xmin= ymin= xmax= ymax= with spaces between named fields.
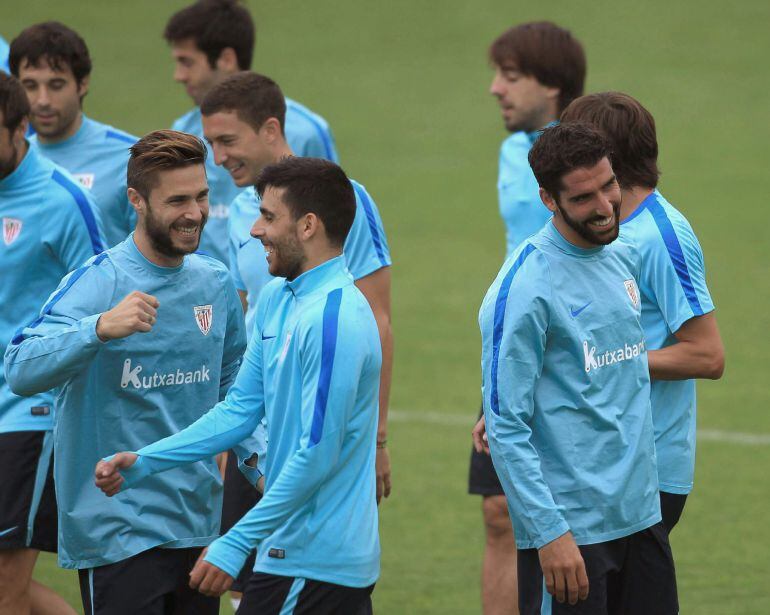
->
xmin=189 ymin=548 xmax=233 ymax=597
xmin=472 ymin=415 xmax=490 ymax=455
xmin=538 ymin=532 xmax=589 ymax=605
xmin=376 ymin=445 xmax=392 ymax=503
xmin=256 ymin=476 xmax=265 ymax=494
xmin=96 ymin=291 xmax=160 ymax=341
xmin=94 ymin=452 xmax=138 ymax=496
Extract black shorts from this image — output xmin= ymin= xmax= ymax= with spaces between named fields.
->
xmin=518 ymin=522 xmax=678 ymax=615
xmin=468 ymin=405 xmax=504 ymax=496
xmin=78 ymin=547 xmax=218 ymax=615
xmin=221 ymin=449 xmax=262 ymax=592
xmin=660 ymin=491 xmax=688 ymax=533
xmin=239 ymin=572 xmax=375 ymax=615
xmin=0 ymin=430 xmax=58 ymax=552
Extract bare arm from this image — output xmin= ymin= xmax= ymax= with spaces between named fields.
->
xmin=647 ymin=312 xmax=724 ymax=381
xmin=237 ymin=289 xmax=248 ymax=314
xmin=355 ymin=266 xmax=393 ymax=502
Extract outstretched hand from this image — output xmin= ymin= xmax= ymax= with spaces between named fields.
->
xmin=94 ymin=452 xmax=138 ymax=496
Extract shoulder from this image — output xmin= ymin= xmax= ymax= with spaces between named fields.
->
xmin=52 ymin=250 xmax=116 ymax=304
xmin=172 ymin=108 xmax=200 ymax=132
xmin=500 ymin=132 xmax=531 ymax=159
xmin=487 ymin=242 xmax=549 ymax=305
xmin=187 ymin=252 xmax=233 ymax=285
xmin=285 ymin=97 xmax=332 ymax=131
xmin=98 ymin=120 xmax=138 ymax=147
xmin=303 ymin=282 xmax=376 ymax=340
xmin=230 ymin=186 xmax=258 ymax=214
xmin=632 ymin=192 xmax=704 ymax=260
xmin=45 ymin=163 xmax=96 ymax=211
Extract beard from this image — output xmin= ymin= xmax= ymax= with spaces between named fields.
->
xmin=557 ymin=200 xmax=621 ymax=246
xmin=144 ymin=205 xmax=207 ymax=258
xmin=267 ymin=233 xmax=306 ymax=281
xmin=0 ymin=141 xmax=19 ymax=180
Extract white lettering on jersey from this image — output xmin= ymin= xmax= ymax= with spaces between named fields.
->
xmin=72 ymin=173 xmax=95 ymax=190
xmin=208 ymin=204 xmax=229 ymax=219
xmin=120 ymin=358 xmax=210 ymax=389
xmin=583 ymin=339 xmax=645 ymax=374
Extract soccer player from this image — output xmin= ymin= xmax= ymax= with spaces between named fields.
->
xmin=471 ymin=21 xmax=586 ymax=615
xmin=479 ymin=122 xmax=677 ymax=614
xmin=9 ymin=22 xmax=138 ymax=248
xmin=5 ymin=130 xmax=247 ymax=615
xmin=0 ymin=72 xmax=102 ymax=615
xmin=95 ymin=157 xmax=382 ymax=614
xmin=164 ymin=0 xmax=339 ymax=263
xmin=561 ymin=92 xmax=725 ymax=531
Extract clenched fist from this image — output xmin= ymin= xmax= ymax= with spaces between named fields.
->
xmin=96 ymin=291 xmax=160 ymax=341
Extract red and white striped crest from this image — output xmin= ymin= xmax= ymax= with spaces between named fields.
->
xmin=3 ymin=218 xmax=22 ymax=246
xmin=193 ymin=305 xmax=213 ymax=335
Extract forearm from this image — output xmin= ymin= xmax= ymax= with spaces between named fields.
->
xmin=648 ymin=340 xmax=724 ymax=380
xmin=376 ymin=320 xmax=393 ymax=440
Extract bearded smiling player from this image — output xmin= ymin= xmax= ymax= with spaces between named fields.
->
xmin=5 ymin=130 xmax=248 ymax=615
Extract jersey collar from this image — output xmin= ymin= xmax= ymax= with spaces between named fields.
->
xmin=544 ymin=220 xmax=606 ymax=257
xmin=0 ymin=142 xmax=42 ymax=192
xmin=286 ymin=255 xmax=349 ymax=297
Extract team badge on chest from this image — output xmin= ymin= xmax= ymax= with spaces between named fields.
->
xmin=193 ymin=304 xmax=213 ymax=335
xmin=624 ymin=279 xmax=640 ymax=309
xmin=3 ymin=218 xmax=22 ymax=246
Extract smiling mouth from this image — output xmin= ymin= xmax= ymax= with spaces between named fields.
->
xmin=589 ymin=216 xmax=614 ymax=229
xmin=174 ymin=224 xmax=200 ymax=237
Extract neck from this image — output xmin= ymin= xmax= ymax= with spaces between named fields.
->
xmin=14 ymin=140 xmax=30 ymax=170
xmin=133 ymin=228 xmax=185 ymax=268
xmin=273 ymin=142 xmax=294 ymax=163
xmin=38 ymin=111 xmax=83 ymax=145
xmin=620 ymin=186 xmax=654 ymax=221
xmin=551 ymin=215 xmax=597 ymax=249
xmin=295 ymin=245 xmax=342 ymax=279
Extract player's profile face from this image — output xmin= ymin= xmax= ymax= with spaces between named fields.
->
xmin=490 ymin=64 xmax=558 ymax=133
xmin=251 ymin=186 xmax=307 ymax=280
xmin=18 ymin=58 xmax=87 ymax=142
xmin=0 ymin=121 xmax=20 ymax=180
xmin=140 ymin=164 xmax=210 ymax=259
xmin=548 ymin=157 xmax=621 ymax=248
xmin=203 ymin=111 xmax=271 ymax=187
xmin=171 ymin=39 xmax=221 ymax=106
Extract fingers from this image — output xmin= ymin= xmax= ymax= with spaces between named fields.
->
xmin=189 ymin=558 xmax=206 ymax=590
xmin=553 ymin=567 xmax=566 ymax=603
xmin=383 ymin=470 xmax=392 ymax=499
xmin=577 ymin=559 xmax=590 ymax=600
xmin=133 ymin=291 xmax=160 ymax=309
xmin=190 ymin=560 xmax=232 ymax=597
xmin=566 ymin=567 xmax=580 ymax=605
xmin=376 ymin=475 xmax=383 ymax=504
xmin=544 ymin=568 xmax=555 ymax=599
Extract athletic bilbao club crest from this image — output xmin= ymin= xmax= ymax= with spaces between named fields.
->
xmin=3 ymin=218 xmax=22 ymax=246
xmin=193 ymin=305 xmax=213 ymax=335
xmin=624 ymin=279 xmax=640 ymax=309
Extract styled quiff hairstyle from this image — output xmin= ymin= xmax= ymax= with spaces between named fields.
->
xmin=201 ymin=71 xmax=286 ymax=133
xmin=561 ymin=92 xmax=659 ymax=189
xmin=164 ymin=0 xmax=254 ymax=71
xmin=9 ymin=21 xmax=92 ymax=85
xmin=0 ymin=73 xmax=31 ymax=132
xmin=490 ymin=21 xmax=586 ymax=113
xmin=127 ymin=130 xmax=207 ymax=201
xmin=256 ymin=157 xmax=356 ymax=248
xmin=528 ymin=122 xmax=613 ymax=200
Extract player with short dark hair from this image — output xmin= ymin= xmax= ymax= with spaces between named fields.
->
xmin=5 ymin=129 xmax=248 ymax=615
xmin=561 ymin=92 xmax=724 ymax=532
xmin=165 ymin=0 xmax=339 ymax=264
xmin=95 ymin=156 xmax=382 ymax=615
xmin=479 ymin=122 xmax=678 ymax=614
xmin=0 ymin=71 xmax=102 ymax=615
xmin=471 ymin=21 xmax=586 ymax=615
xmin=9 ymin=22 xmax=138 ymax=247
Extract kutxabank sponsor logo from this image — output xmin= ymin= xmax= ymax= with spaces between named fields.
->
xmin=120 ymin=358 xmax=210 ymax=389
xmin=583 ymin=338 xmax=645 ymax=373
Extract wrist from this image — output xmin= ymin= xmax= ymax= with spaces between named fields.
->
xmin=95 ymin=314 xmax=111 ymax=342
xmin=376 ymin=439 xmax=387 ymax=449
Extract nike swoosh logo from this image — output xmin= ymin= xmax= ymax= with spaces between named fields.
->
xmin=239 ymin=239 xmax=250 ymax=249
xmin=0 ymin=526 xmax=18 ymax=538
xmin=570 ymin=302 xmax=592 ymax=317
xmin=261 ymin=334 xmax=276 ymax=340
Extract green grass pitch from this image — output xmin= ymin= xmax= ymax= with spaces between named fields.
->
xmin=5 ymin=0 xmax=770 ymax=612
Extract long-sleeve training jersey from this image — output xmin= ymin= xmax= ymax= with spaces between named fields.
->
xmin=1 ymin=144 xmax=104 ymax=433
xmin=479 ymin=221 xmax=660 ymax=549
xmin=4 ymin=235 xmax=246 ymax=568
xmin=620 ymin=191 xmax=715 ymax=494
xmin=116 ymin=256 xmax=382 ymax=587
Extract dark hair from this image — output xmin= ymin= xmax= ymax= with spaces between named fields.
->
xmin=128 ymin=130 xmax=207 ymax=200
xmin=528 ymin=122 xmax=612 ymax=199
xmin=0 ymin=72 xmax=31 ymax=132
xmin=561 ymin=92 xmax=659 ymax=189
xmin=164 ymin=0 xmax=254 ymax=71
xmin=490 ymin=21 xmax=586 ymax=113
xmin=201 ymin=71 xmax=285 ymax=133
xmin=9 ymin=21 xmax=92 ymax=84
xmin=256 ymin=157 xmax=356 ymax=248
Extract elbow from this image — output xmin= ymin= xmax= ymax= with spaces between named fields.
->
xmin=4 ymin=370 xmax=40 ymax=398
xmin=705 ymin=350 xmax=725 ymax=380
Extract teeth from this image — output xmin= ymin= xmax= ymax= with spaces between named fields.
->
xmin=591 ymin=217 xmax=612 ymax=227
xmin=176 ymin=226 xmax=198 ymax=235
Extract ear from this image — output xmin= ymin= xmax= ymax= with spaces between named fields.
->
xmin=215 ymin=47 xmax=239 ymax=72
xmin=127 ymin=187 xmax=146 ymax=216
xmin=539 ymin=187 xmax=558 ymax=214
xmin=297 ymin=212 xmax=321 ymax=241
xmin=260 ymin=117 xmax=283 ymax=144
xmin=77 ymin=75 xmax=90 ymax=101
xmin=544 ymin=84 xmax=560 ymax=102
xmin=12 ymin=118 xmax=29 ymax=147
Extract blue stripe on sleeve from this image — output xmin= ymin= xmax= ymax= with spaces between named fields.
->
xmin=309 ymin=288 xmax=343 ymax=446
xmin=490 ymin=244 xmax=536 ymax=416
xmin=288 ymin=102 xmax=336 ymax=161
xmin=647 ymin=196 xmax=703 ymax=315
xmin=11 ymin=252 xmax=110 ymax=345
xmin=52 ymin=170 xmax=105 ymax=254
xmin=352 ymin=183 xmax=388 ymax=267
xmin=105 ymin=129 xmax=136 ymax=145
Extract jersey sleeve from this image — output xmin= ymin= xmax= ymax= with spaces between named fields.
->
xmin=217 ymin=268 xmax=247 ymax=400
xmin=344 ymin=181 xmax=392 ymax=280
xmin=3 ymin=254 xmax=115 ymax=396
xmin=50 ymin=175 xmax=106 ymax=269
xmin=639 ymin=209 xmax=715 ymax=334
xmin=203 ymin=288 xmax=376 ymax=578
xmin=227 ymin=199 xmax=247 ymax=291
xmin=480 ymin=247 xmax=569 ymax=548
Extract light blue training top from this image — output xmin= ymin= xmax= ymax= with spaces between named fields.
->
xmin=116 ymin=256 xmax=382 ymax=588
xmin=32 ymin=115 xmax=137 ymax=248
xmin=0 ymin=144 xmax=104 ymax=433
xmin=4 ymin=235 xmax=247 ymax=569
xmin=620 ymin=190 xmax=715 ymax=494
xmin=480 ymin=221 xmax=660 ymax=549
xmin=0 ymin=35 xmax=9 ymax=73
xmin=172 ymin=98 xmax=339 ymax=264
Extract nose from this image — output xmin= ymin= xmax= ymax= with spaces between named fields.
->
xmin=489 ymin=74 xmax=503 ymax=97
xmin=596 ymin=192 xmax=615 ymax=218
xmin=211 ymin=143 xmax=226 ymax=167
xmin=36 ymin=86 xmax=51 ymax=107
xmin=250 ymin=216 xmax=265 ymax=239
xmin=173 ymin=65 xmax=186 ymax=83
